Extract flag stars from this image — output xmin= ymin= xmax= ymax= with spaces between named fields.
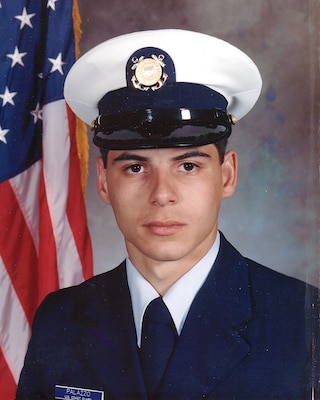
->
xmin=47 ymin=0 xmax=59 ymax=10
xmin=7 ymin=46 xmax=27 ymax=67
xmin=30 ymin=103 xmax=43 ymax=123
xmin=0 ymin=87 xmax=17 ymax=106
xmin=48 ymin=52 xmax=66 ymax=75
xmin=0 ymin=126 xmax=9 ymax=144
xmin=15 ymin=7 xmax=36 ymax=29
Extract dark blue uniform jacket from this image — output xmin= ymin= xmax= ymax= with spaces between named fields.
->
xmin=16 ymin=233 xmax=319 ymax=399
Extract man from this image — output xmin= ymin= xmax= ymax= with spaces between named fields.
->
xmin=16 ymin=29 xmax=319 ymax=400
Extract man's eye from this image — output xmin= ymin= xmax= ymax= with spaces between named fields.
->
xmin=181 ymin=162 xmax=197 ymax=172
xmin=126 ymin=164 xmax=144 ymax=174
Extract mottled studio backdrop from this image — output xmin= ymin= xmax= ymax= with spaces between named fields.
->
xmin=77 ymin=0 xmax=320 ymax=286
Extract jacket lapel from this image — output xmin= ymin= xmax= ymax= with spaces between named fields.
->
xmin=159 ymin=234 xmax=253 ymax=399
xmin=80 ymin=262 xmax=148 ymax=399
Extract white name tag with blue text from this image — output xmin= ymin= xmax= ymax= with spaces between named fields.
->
xmin=55 ymin=385 xmax=104 ymax=400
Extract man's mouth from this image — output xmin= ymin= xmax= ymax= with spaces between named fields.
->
xmin=143 ymin=221 xmax=185 ymax=236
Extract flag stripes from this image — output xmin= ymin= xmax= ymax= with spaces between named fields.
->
xmin=0 ymin=1 xmax=93 ymax=398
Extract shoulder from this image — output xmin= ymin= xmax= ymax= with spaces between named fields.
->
xmin=245 ymin=256 xmax=318 ymax=298
xmin=33 ymin=262 xmax=127 ymax=328
xmin=220 ymin=231 xmax=318 ymax=289
xmin=243 ymin=258 xmax=319 ymax=334
xmin=49 ymin=261 xmax=125 ymax=298
xmin=219 ymin=232 xmax=319 ymax=306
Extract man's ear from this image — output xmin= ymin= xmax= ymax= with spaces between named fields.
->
xmin=221 ymin=150 xmax=238 ymax=198
xmin=96 ymin=157 xmax=111 ymax=204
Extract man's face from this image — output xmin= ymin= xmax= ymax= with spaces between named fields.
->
xmin=97 ymin=144 xmax=237 ymax=278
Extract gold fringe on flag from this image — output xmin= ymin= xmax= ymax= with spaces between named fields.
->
xmin=72 ymin=0 xmax=90 ymax=198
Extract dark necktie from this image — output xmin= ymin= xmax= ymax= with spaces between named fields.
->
xmin=140 ymin=297 xmax=178 ymax=398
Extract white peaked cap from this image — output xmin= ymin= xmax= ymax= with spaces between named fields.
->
xmin=64 ymin=29 xmax=262 ymax=125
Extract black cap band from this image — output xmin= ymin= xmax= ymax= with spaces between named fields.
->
xmin=92 ymin=108 xmax=233 ymax=150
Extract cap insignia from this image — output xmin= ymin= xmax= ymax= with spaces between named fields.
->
xmin=131 ymin=54 xmax=168 ymax=91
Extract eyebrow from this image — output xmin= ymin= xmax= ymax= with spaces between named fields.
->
xmin=112 ymin=153 xmax=150 ymax=164
xmin=111 ymin=150 xmax=212 ymax=164
xmin=172 ymin=150 xmax=212 ymax=161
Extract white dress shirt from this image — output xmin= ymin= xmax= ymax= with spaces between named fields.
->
xmin=126 ymin=232 xmax=220 ymax=347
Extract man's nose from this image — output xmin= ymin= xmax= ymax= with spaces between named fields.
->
xmin=148 ymin=169 xmax=178 ymax=206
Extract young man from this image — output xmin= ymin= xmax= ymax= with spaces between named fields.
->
xmin=16 ymin=29 xmax=319 ymax=400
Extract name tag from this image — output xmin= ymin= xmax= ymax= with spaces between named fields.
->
xmin=55 ymin=385 xmax=104 ymax=400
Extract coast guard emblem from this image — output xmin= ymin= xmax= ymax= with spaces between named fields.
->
xmin=131 ymin=54 xmax=167 ymax=91
xmin=127 ymin=46 xmax=176 ymax=92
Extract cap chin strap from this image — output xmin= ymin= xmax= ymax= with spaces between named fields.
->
xmin=91 ymin=108 xmax=236 ymax=150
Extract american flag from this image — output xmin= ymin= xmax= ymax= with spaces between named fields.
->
xmin=0 ymin=1 xmax=93 ymax=398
